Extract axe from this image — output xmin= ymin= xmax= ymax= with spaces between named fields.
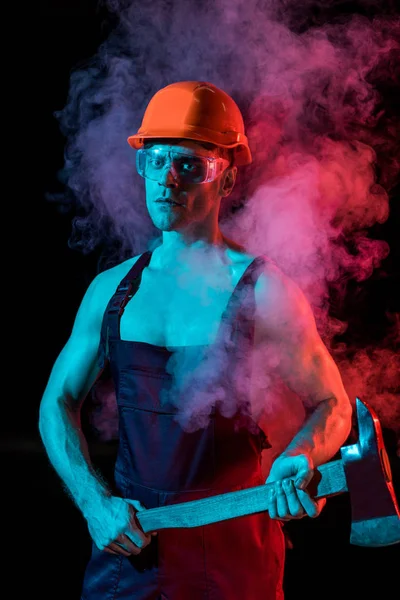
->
xmin=136 ymin=397 xmax=400 ymax=547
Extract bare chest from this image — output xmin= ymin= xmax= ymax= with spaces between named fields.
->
xmin=119 ymin=259 xmax=254 ymax=346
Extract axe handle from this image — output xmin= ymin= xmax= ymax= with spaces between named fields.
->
xmin=136 ymin=459 xmax=348 ymax=533
xmin=311 ymin=459 xmax=348 ymax=499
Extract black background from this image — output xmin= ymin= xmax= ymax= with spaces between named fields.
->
xmin=9 ymin=1 xmax=400 ymax=598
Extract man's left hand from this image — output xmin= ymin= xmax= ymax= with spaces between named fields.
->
xmin=265 ymin=454 xmax=326 ymax=521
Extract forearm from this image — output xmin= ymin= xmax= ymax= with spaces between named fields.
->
xmin=38 ymin=396 xmax=110 ymax=517
xmin=281 ymin=395 xmax=352 ymax=467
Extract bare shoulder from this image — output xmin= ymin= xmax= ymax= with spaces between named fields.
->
xmin=79 ymin=254 xmax=144 ymax=322
xmin=95 ymin=254 xmax=143 ymax=291
xmin=254 ymin=258 xmax=295 ymax=306
xmin=254 ymin=259 xmax=315 ymax=336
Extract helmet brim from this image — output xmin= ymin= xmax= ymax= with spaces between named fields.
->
xmin=127 ymin=132 xmax=252 ymax=166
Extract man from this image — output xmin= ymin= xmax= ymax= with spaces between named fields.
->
xmin=39 ymin=81 xmax=352 ymax=599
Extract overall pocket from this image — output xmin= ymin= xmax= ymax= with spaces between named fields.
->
xmin=118 ymin=405 xmax=216 ymax=491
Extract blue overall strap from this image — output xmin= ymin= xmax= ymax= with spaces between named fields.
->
xmin=98 ymin=251 xmax=153 ymax=366
xmin=227 ymin=255 xmax=267 ymax=343
xmin=219 ymin=255 xmax=271 ymax=448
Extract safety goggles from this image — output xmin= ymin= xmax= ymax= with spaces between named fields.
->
xmin=136 ymin=147 xmax=230 ymax=184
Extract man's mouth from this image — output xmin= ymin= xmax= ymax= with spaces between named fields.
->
xmin=156 ymin=198 xmax=184 ymax=206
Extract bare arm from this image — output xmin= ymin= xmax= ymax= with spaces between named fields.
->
xmin=255 ymin=264 xmax=353 ymax=521
xmin=255 ymin=266 xmax=352 ymax=467
xmin=38 ymin=258 xmax=153 ymax=554
xmin=38 ymin=273 xmax=110 ymax=516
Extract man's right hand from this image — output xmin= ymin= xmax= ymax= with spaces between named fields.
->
xmin=86 ymin=496 xmax=156 ymax=556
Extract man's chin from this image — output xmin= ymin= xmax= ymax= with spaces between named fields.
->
xmin=150 ymin=216 xmax=185 ymax=232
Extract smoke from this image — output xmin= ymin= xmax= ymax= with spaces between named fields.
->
xmin=54 ymin=1 xmax=400 ymax=448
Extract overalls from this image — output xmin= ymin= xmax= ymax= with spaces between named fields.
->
xmin=81 ymin=251 xmax=285 ymax=600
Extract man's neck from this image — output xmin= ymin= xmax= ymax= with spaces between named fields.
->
xmin=161 ymin=229 xmax=226 ymax=253
xmin=152 ymin=230 xmax=229 ymax=270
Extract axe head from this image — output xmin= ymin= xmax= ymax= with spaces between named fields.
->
xmin=340 ymin=397 xmax=400 ymax=547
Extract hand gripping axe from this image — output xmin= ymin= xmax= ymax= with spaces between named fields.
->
xmin=136 ymin=397 xmax=400 ymax=547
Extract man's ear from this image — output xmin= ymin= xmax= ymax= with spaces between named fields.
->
xmin=220 ymin=166 xmax=237 ymax=198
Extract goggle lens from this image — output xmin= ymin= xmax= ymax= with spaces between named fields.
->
xmin=136 ymin=148 xmax=228 ymax=184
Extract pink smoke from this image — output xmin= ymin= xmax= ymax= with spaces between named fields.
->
xmin=54 ymin=1 xmax=399 ymax=448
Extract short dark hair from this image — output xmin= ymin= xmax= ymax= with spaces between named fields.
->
xmin=143 ymin=138 xmax=234 ymax=167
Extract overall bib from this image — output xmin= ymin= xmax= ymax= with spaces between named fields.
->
xmin=81 ymin=252 xmax=285 ymax=600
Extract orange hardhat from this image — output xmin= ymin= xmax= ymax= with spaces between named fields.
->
xmin=127 ymin=81 xmax=252 ymax=166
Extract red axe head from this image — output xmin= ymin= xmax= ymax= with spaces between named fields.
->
xmin=340 ymin=397 xmax=400 ymax=547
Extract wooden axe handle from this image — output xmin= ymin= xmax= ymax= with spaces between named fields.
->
xmin=136 ymin=460 xmax=347 ymax=533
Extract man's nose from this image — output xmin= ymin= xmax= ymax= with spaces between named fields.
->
xmin=159 ymin=165 xmax=179 ymax=188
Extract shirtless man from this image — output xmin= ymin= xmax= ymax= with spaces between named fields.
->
xmin=39 ymin=81 xmax=352 ymax=599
